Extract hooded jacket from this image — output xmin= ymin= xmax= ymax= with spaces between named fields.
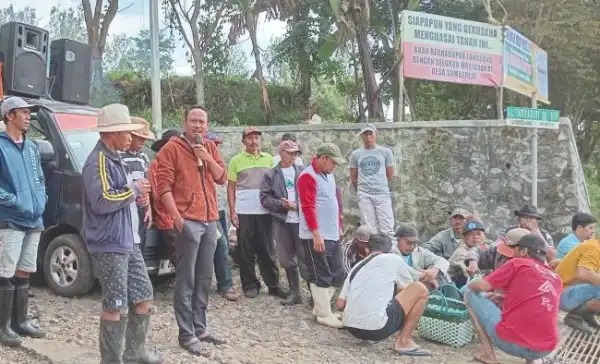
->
xmin=154 ymin=135 xmax=226 ymax=222
xmin=0 ymin=132 xmax=47 ymax=229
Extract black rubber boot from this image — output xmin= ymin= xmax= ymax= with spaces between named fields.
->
xmin=11 ymin=282 xmax=45 ymax=338
xmin=99 ymin=318 xmax=127 ymax=364
xmin=281 ymin=268 xmax=302 ymax=306
xmin=573 ymin=306 xmax=600 ymax=329
xmin=0 ymin=285 xmax=22 ymax=347
xmin=123 ymin=312 xmax=165 ymax=364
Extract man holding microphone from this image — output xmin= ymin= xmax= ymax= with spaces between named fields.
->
xmin=154 ymin=105 xmax=227 ymax=355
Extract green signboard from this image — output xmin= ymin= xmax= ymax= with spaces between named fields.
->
xmin=506 ymin=106 xmax=560 ymax=129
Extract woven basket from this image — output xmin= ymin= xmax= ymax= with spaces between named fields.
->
xmin=417 ymin=285 xmax=474 ymax=347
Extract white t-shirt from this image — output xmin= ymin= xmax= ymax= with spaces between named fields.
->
xmin=281 ymin=166 xmax=299 ymax=223
xmin=339 ymin=254 xmax=420 ymax=330
xmin=273 ymin=155 xmax=304 ymax=167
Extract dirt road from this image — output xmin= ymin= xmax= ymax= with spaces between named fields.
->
xmin=0 ymin=278 xmax=527 ymax=364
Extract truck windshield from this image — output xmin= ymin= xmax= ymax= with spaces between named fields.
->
xmin=54 ymin=112 xmax=99 ymax=171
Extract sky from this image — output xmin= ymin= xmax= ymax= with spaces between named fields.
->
xmin=11 ymin=0 xmax=287 ymax=75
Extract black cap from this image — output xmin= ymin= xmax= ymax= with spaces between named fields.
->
xmin=514 ymin=233 xmax=547 ymax=255
xmin=151 ymin=129 xmax=181 ymax=152
xmin=394 ymin=224 xmax=419 ymax=242
xmin=514 ymin=204 xmax=542 ymax=220
xmin=281 ymin=132 xmax=297 ymax=142
xmin=463 ymin=220 xmax=486 ymax=235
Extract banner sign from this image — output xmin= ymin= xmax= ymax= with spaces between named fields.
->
xmin=401 ymin=11 xmax=503 ymax=87
xmin=503 ymin=27 xmax=549 ymax=104
xmin=506 ymin=106 xmax=559 ymax=129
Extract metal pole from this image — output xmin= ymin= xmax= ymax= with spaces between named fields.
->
xmin=149 ymin=0 xmax=162 ymax=136
xmin=531 ymin=93 xmax=538 ymax=207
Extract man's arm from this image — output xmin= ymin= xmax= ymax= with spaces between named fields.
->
xmin=422 ymin=231 xmax=446 ymax=257
xmin=83 ymin=152 xmax=135 ymax=215
xmin=421 ymin=247 xmax=450 ymax=273
xmin=349 ymin=151 xmax=358 ymax=188
xmin=259 ymin=169 xmax=287 ymax=213
xmin=336 ymin=186 xmax=343 ymax=234
xmin=336 ymin=278 xmax=351 ymax=311
xmin=575 ymin=253 xmax=600 ymax=285
xmin=297 ymin=173 xmax=318 ymax=232
xmin=205 ymin=141 xmax=226 ymax=185
xmin=227 ymin=180 xmax=237 ymax=216
xmin=385 ymin=147 xmax=395 ymax=183
xmin=469 ymin=260 xmax=516 ymax=293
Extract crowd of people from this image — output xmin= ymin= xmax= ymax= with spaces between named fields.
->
xmin=1 ymin=96 xmax=600 ymax=364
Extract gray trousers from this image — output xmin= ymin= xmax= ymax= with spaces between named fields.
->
xmin=272 ymin=220 xmax=308 ymax=280
xmin=174 ymin=219 xmax=217 ymax=345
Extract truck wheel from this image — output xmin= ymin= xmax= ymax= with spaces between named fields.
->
xmin=43 ymin=234 xmax=95 ymax=297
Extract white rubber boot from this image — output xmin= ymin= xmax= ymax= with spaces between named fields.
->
xmin=310 ymin=283 xmax=343 ymax=328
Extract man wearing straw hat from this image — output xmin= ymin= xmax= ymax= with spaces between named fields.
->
xmin=122 ymin=116 xmax=156 ymax=245
xmin=82 ymin=104 xmax=164 ymax=363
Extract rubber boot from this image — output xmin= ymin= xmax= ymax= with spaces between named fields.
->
xmin=281 ymin=268 xmax=302 ymax=306
xmin=11 ymin=282 xmax=45 ymax=338
xmin=310 ymin=283 xmax=343 ymax=328
xmin=573 ymin=306 xmax=600 ymax=330
xmin=0 ymin=285 xmax=22 ymax=347
xmin=123 ymin=311 xmax=166 ymax=364
xmin=99 ymin=318 xmax=127 ymax=364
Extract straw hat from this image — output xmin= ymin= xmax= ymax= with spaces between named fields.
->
xmin=93 ymin=104 xmax=144 ymax=133
xmin=130 ymin=116 xmax=156 ymax=140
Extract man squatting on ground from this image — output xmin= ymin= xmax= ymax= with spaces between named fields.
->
xmin=260 ymin=139 xmax=305 ymax=305
xmin=0 ymin=97 xmax=47 ymax=346
xmin=154 ymin=105 xmax=227 ymax=355
xmin=82 ymin=104 xmax=164 ymax=363
xmin=298 ymin=143 xmax=346 ymax=328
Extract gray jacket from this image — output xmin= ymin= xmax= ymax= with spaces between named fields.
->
xmin=422 ymin=228 xmax=462 ymax=259
xmin=259 ymin=163 xmax=304 ymax=223
xmin=409 ymin=246 xmax=450 ymax=274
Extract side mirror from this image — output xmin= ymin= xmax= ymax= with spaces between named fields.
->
xmin=34 ymin=140 xmax=56 ymax=163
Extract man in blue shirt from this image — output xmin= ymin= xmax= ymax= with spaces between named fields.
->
xmin=556 ymin=212 xmax=596 ymax=259
xmin=0 ymin=97 xmax=47 ymax=347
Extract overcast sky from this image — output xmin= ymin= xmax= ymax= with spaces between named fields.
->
xmin=11 ymin=0 xmax=287 ymax=75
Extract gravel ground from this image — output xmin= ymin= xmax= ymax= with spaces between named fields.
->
xmin=0 ymin=275 xmax=530 ymax=364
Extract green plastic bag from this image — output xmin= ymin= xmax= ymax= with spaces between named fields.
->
xmin=417 ymin=284 xmax=474 ymax=347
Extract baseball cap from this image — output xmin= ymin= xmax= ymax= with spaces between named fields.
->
xmin=281 ymin=132 xmax=297 ymax=142
xmin=463 ymin=220 xmax=485 ymax=235
xmin=451 ymin=208 xmax=470 ymax=218
xmin=278 ymin=140 xmax=300 ymax=153
xmin=359 ymin=123 xmax=377 ymax=135
xmin=150 ymin=129 xmax=181 ymax=152
xmin=206 ymin=131 xmax=222 ymax=144
xmin=496 ymin=228 xmax=530 ymax=258
xmin=316 ymin=143 xmax=345 ymax=164
xmin=354 ymin=225 xmax=371 ymax=243
xmin=1 ymin=97 xmax=33 ymax=118
xmin=513 ymin=233 xmax=547 ymax=256
xmin=394 ymin=224 xmax=419 ymax=242
xmin=242 ymin=127 xmax=262 ymax=139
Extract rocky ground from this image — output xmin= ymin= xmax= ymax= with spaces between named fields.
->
xmin=0 ymin=275 xmax=549 ymax=364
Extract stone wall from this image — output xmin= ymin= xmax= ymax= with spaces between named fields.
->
xmin=212 ymin=119 xmax=589 ymax=242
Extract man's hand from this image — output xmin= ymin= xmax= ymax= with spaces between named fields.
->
xmin=230 ymin=211 xmax=239 ymax=229
xmin=466 ymin=261 xmax=479 ymax=275
xmin=193 ymin=145 xmax=214 ymax=163
xmin=136 ymin=194 xmax=149 ymax=207
xmin=174 ymin=214 xmax=184 ymax=233
xmin=312 ymin=232 xmax=325 ymax=253
xmin=281 ymin=198 xmax=297 ymax=210
xmin=421 ymin=268 xmax=440 ymax=282
xmin=144 ymin=207 xmax=152 ymax=228
xmin=135 ymin=179 xmax=151 ymax=196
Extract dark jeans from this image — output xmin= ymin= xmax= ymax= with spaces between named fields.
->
xmin=214 ymin=211 xmax=233 ymax=293
xmin=302 ymin=238 xmax=344 ymax=288
xmin=236 ymin=214 xmax=279 ymax=291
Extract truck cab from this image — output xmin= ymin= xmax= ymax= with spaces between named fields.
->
xmin=0 ymin=96 xmax=174 ymax=297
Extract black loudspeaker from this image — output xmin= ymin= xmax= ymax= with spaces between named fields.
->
xmin=49 ymin=39 xmax=91 ymax=105
xmin=0 ymin=22 xmax=49 ymax=98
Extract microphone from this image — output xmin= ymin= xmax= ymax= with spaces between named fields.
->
xmin=195 ymin=135 xmax=204 ymax=168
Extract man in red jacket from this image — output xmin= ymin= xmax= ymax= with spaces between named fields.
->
xmin=154 ymin=106 xmax=227 ymax=355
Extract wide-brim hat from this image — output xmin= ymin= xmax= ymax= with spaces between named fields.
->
xmin=514 ymin=204 xmax=542 ymax=220
xmin=151 ymin=129 xmax=181 ymax=152
xmin=130 ymin=116 xmax=156 ymax=141
xmin=93 ymin=104 xmax=144 ymax=133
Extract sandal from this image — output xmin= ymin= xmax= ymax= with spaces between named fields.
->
xmin=394 ymin=346 xmax=432 ymax=357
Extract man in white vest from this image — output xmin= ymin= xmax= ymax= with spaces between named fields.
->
xmin=297 ymin=143 xmax=346 ymax=328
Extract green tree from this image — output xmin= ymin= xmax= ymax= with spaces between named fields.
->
xmin=117 ymin=30 xmax=175 ymax=77
xmin=0 ymin=5 xmax=37 ymax=26
xmin=48 ymin=5 xmax=87 ymax=43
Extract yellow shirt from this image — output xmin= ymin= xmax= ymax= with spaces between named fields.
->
xmin=556 ymin=239 xmax=600 ymax=286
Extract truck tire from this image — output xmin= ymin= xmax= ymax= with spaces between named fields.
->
xmin=43 ymin=234 xmax=95 ymax=297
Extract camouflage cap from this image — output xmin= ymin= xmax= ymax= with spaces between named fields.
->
xmin=316 ymin=143 xmax=345 ymax=164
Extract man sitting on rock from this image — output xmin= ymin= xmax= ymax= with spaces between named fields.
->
xmin=556 ymin=238 xmax=600 ymax=333
xmin=423 ymin=208 xmax=470 ymax=259
xmin=463 ymin=234 xmax=562 ymax=364
xmin=556 ymin=212 xmax=596 ymax=259
xmin=336 ymin=233 xmax=432 ymax=357
xmin=395 ymin=224 xmax=450 ymax=290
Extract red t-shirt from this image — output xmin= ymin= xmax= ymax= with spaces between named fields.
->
xmin=484 ymin=258 xmax=562 ymax=352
